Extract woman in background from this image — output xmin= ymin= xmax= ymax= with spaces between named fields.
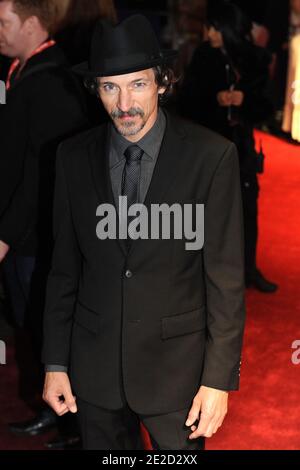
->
xmin=178 ymin=2 xmax=278 ymax=293
xmin=282 ymin=0 xmax=300 ymax=143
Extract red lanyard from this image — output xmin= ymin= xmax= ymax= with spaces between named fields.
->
xmin=6 ymin=39 xmax=56 ymax=90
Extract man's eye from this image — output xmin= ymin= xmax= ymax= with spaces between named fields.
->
xmin=103 ymin=84 xmax=116 ymax=92
xmin=133 ymin=82 xmax=146 ymax=89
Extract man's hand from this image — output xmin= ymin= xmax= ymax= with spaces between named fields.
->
xmin=43 ymin=372 xmax=77 ymax=416
xmin=185 ymin=386 xmax=228 ymax=439
xmin=0 ymin=240 xmax=9 ymax=263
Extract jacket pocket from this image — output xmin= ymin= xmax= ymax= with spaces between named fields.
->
xmin=161 ymin=306 xmax=206 ymax=340
xmin=74 ymin=301 xmax=100 ymax=334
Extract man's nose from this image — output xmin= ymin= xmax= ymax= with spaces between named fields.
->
xmin=117 ymin=89 xmax=132 ymax=112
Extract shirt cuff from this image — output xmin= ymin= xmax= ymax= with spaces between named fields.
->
xmin=45 ymin=364 xmax=68 ymax=373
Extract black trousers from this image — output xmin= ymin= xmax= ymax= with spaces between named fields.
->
xmin=77 ymin=397 xmax=205 ymax=451
xmin=241 ymin=173 xmax=259 ymax=281
xmin=2 ymin=253 xmax=36 ymax=328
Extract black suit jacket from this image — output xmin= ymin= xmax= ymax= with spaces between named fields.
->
xmin=0 ymin=45 xmax=88 ymax=257
xmin=42 ymin=112 xmax=246 ymax=415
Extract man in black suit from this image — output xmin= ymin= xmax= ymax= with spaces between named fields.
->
xmin=0 ymin=0 xmax=87 ymax=441
xmin=42 ymin=15 xmax=246 ymax=450
xmin=0 ymin=0 xmax=88 ymax=322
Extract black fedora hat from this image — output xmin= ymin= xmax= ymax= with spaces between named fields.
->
xmin=73 ymin=14 xmax=178 ymax=77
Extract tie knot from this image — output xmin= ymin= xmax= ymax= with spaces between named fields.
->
xmin=124 ymin=145 xmax=144 ymax=163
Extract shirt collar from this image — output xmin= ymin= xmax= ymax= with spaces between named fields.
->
xmin=110 ymin=108 xmax=166 ymax=168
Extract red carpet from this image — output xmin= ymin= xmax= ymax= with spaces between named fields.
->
xmin=205 ymin=131 xmax=300 ymax=450
xmin=145 ymin=131 xmax=300 ymax=450
xmin=0 ymin=336 xmax=56 ymax=450
xmin=1 ymin=131 xmax=300 ymax=450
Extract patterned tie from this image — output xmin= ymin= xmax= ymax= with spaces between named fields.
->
xmin=122 ymin=145 xmax=144 ymax=206
xmin=121 ymin=145 xmax=144 ymax=244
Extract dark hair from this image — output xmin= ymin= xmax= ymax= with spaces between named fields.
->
xmin=207 ymin=2 xmax=253 ymax=66
xmin=153 ymin=65 xmax=178 ymax=103
xmin=84 ymin=65 xmax=178 ymax=104
xmin=0 ymin=0 xmax=58 ymax=34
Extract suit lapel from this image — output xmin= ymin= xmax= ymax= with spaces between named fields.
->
xmin=87 ymin=112 xmax=187 ymax=258
xmin=143 ymin=111 xmax=186 ymax=207
xmin=88 ymin=123 xmax=112 ymax=204
xmin=88 ymin=123 xmax=128 ymax=257
xmin=128 ymin=112 xmax=187 ymax=256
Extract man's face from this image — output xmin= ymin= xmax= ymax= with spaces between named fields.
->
xmin=0 ymin=1 xmax=26 ymax=58
xmin=98 ymin=68 xmax=165 ymax=141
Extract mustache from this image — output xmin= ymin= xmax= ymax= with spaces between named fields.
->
xmin=111 ymin=108 xmax=145 ymax=119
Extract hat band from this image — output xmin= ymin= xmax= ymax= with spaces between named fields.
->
xmin=92 ymin=51 xmax=164 ymax=71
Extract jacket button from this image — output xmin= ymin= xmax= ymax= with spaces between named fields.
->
xmin=125 ymin=269 xmax=133 ymax=279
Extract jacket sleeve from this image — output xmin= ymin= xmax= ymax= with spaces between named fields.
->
xmin=239 ymin=51 xmax=274 ymax=124
xmin=0 ymin=175 xmax=31 ymax=247
xmin=201 ymin=142 xmax=246 ymax=391
xmin=0 ymin=96 xmax=28 ymax=218
xmin=41 ymin=146 xmax=81 ymax=366
xmin=0 ymin=70 xmax=88 ymax=248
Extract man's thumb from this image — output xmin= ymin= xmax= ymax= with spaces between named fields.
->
xmin=64 ymin=389 xmax=77 ymax=413
xmin=185 ymin=398 xmax=201 ymax=427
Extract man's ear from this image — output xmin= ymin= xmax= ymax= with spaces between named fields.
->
xmin=158 ymin=86 xmax=167 ymax=96
xmin=24 ymin=16 xmax=41 ymax=35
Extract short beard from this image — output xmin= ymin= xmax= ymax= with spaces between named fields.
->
xmin=114 ymin=120 xmax=147 ymax=137
xmin=111 ymin=107 xmax=146 ymax=137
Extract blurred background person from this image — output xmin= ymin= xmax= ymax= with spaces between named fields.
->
xmin=53 ymin=0 xmax=117 ymax=126
xmin=282 ymin=0 xmax=300 ymax=143
xmin=0 ymin=0 xmax=88 ymax=449
xmin=162 ymin=0 xmax=207 ymax=77
xmin=289 ymin=0 xmax=300 ymax=37
xmin=260 ymin=0 xmax=300 ymax=139
xmin=54 ymin=0 xmax=117 ymax=65
xmin=178 ymin=1 xmax=278 ymax=293
xmin=1 ymin=0 xmax=117 ymax=450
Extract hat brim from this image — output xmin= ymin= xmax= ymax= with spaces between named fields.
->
xmin=72 ymin=50 xmax=178 ymax=77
